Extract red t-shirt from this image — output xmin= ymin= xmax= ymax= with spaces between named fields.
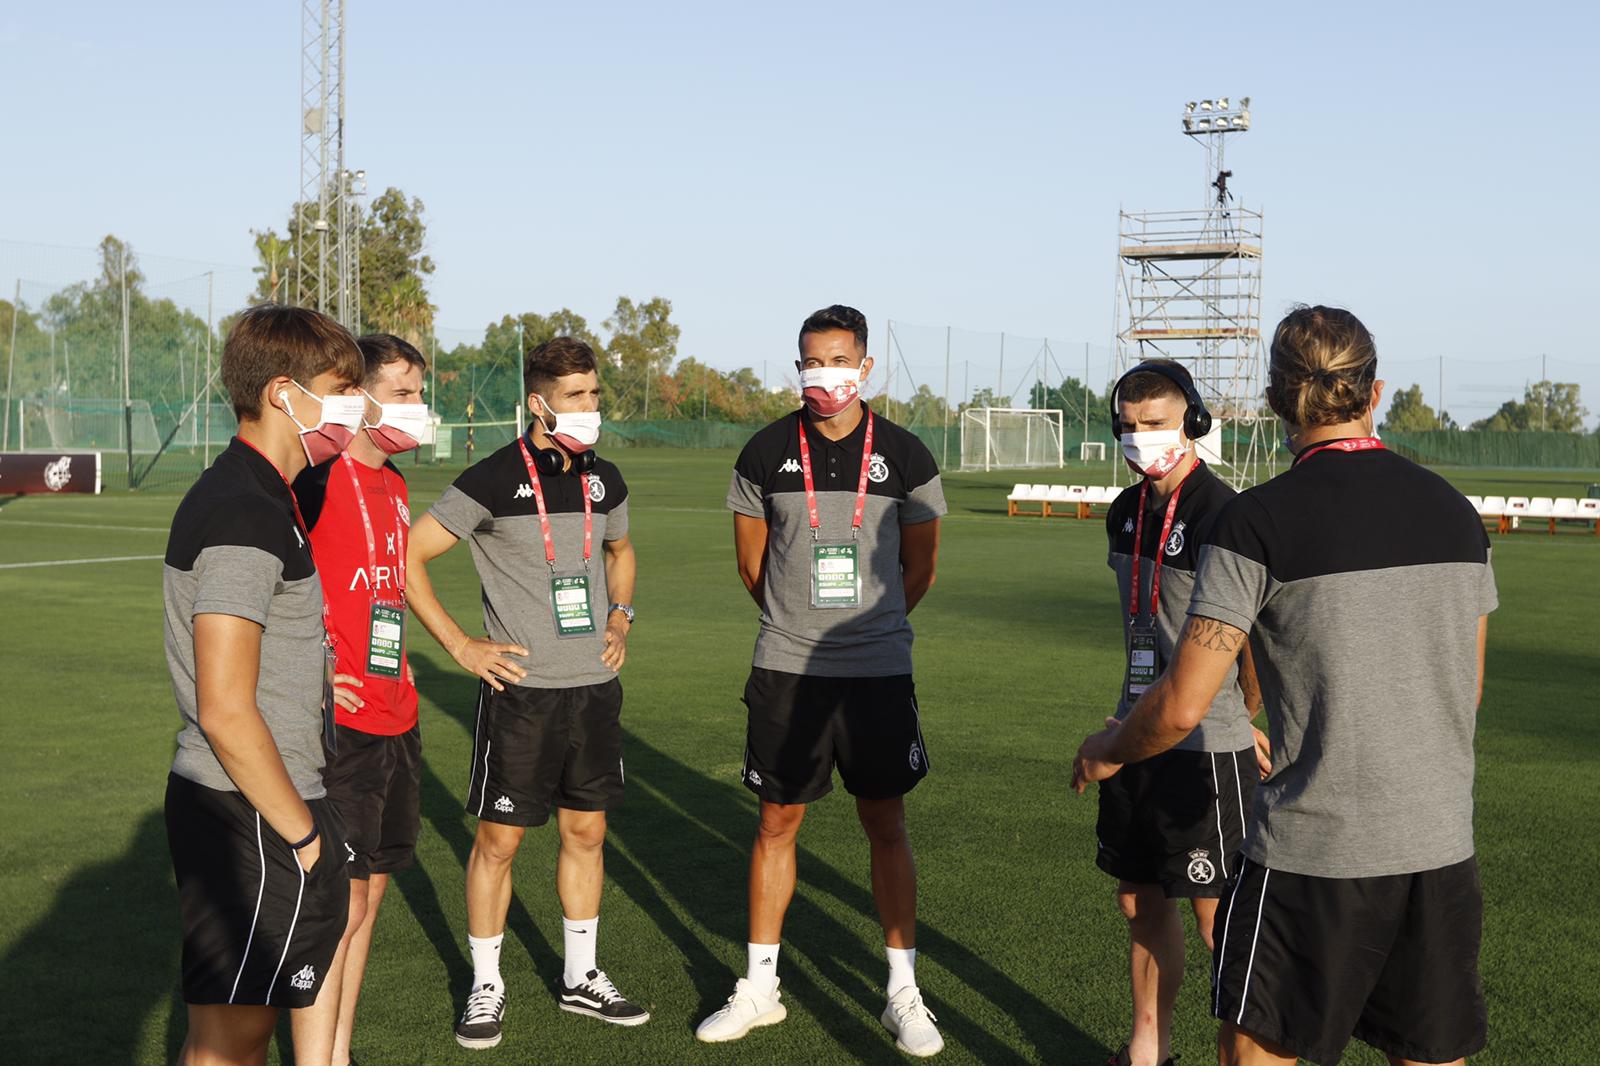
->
xmin=304 ymin=455 xmax=419 ymax=735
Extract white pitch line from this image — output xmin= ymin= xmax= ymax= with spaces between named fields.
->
xmin=0 ymin=519 xmax=168 ymax=533
xmin=0 ymin=554 xmax=163 ymax=570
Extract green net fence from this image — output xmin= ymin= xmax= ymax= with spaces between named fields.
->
xmin=1381 ymin=430 xmax=1600 ymax=469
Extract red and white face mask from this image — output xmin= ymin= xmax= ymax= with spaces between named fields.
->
xmin=361 ymin=391 xmax=431 ymax=455
xmin=1121 ymin=429 xmax=1187 ymax=479
xmin=799 ymin=366 xmax=860 ymax=418
xmin=282 ymin=382 xmax=364 ymax=465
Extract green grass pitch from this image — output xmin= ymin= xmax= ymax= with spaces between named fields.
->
xmin=1 ymin=452 xmax=1597 ymax=1064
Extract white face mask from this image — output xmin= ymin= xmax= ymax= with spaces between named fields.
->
xmin=536 ymin=395 xmax=602 ymax=451
xmin=282 ymin=381 xmax=365 ymax=465
xmin=798 ymin=366 xmax=862 ymax=417
xmin=361 ymin=390 xmax=431 ymax=455
xmin=1121 ymin=429 xmax=1188 ymax=479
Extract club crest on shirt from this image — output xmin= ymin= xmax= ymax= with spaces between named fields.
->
xmin=587 ymin=477 xmax=606 ymax=503
xmin=867 ymin=453 xmax=889 ymax=484
xmin=1165 ymin=521 xmax=1187 ymax=557
xmin=1186 ymin=848 xmax=1216 ymax=884
xmin=396 ymin=500 xmax=411 ymax=527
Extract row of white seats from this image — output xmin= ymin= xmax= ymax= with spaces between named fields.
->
xmin=1466 ymin=495 xmax=1599 ymax=520
xmin=1007 ymin=484 xmax=1118 ymax=506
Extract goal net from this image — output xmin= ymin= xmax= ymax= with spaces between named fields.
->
xmin=1079 ymin=441 xmax=1106 ymax=462
xmin=960 ymin=408 xmax=1064 ymax=471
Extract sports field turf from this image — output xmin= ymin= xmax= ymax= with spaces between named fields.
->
xmin=2 ymin=451 xmax=1597 ymax=1064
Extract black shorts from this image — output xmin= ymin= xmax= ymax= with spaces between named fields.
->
xmin=1095 ymin=747 xmax=1256 ymax=898
xmin=741 ymin=668 xmax=929 ymax=805
xmin=165 ymin=772 xmax=351 ymax=1008
xmin=465 ymin=678 xmax=624 ymax=827
xmin=323 ymin=724 xmax=421 ymax=879
xmin=1212 ymin=855 xmax=1487 ymax=1065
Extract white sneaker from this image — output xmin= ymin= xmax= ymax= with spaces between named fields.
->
xmin=882 ymin=986 xmax=943 ymax=1057
xmin=694 ymin=977 xmax=787 ymax=1043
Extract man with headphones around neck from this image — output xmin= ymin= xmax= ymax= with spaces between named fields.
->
xmin=1093 ymin=359 xmax=1269 ymax=1066
xmin=406 ymin=337 xmax=646 ymax=1048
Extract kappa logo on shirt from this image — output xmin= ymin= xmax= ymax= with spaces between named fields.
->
xmin=1122 ymin=517 xmax=1135 ymax=534
xmin=514 ymin=483 xmax=534 ymax=499
xmin=289 ymin=965 xmax=317 ymax=991
xmin=778 ymin=458 xmax=802 ymax=475
xmin=867 ymin=453 xmax=889 ymax=484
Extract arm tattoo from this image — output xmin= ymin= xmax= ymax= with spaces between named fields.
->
xmin=1185 ymin=616 xmax=1246 ymax=653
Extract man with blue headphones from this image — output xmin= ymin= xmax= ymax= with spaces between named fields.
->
xmin=1091 ymin=359 xmax=1269 ymax=1066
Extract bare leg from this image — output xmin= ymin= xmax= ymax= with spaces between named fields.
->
xmin=178 ymin=1003 xmax=277 ymax=1066
xmin=331 ymin=874 xmax=386 ymax=1066
xmin=1120 ymin=881 xmax=1183 ymax=1066
xmin=749 ymin=801 xmax=806 ymax=943
xmin=856 ymin=796 xmax=916 ymax=950
xmin=1191 ymin=896 xmax=1220 ymax=953
xmin=467 ymin=821 xmax=526 ymax=938
xmin=555 ymin=808 xmax=607 ymax=921
xmin=1218 ymin=1021 xmax=1298 ymax=1065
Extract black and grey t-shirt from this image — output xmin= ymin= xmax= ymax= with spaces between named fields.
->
xmin=1189 ymin=443 xmax=1498 ymax=878
xmin=1106 ymin=462 xmax=1253 ymax=753
xmin=163 ymin=438 xmax=329 ymax=800
xmin=726 ymin=407 xmax=947 ymax=678
xmin=427 ymin=435 xmax=629 ymax=690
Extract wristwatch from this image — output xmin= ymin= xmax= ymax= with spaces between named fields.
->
xmin=608 ymin=603 xmax=636 ymax=625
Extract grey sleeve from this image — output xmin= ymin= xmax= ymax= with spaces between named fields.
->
xmin=1187 ymin=544 xmax=1270 ymax=634
xmin=429 ymin=484 xmax=493 ymax=539
xmin=192 ymin=544 xmax=283 ymax=625
xmin=726 ymin=470 xmax=765 ymax=518
xmin=1479 ymin=551 xmax=1499 ymax=615
xmin=605 ymin=498 xmax=630 ymax=541
xmin=901 ymin=475 xmax=948 ymax=525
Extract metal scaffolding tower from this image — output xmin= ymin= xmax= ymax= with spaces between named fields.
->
xmin=295 ymin=0 xmax=364 ymax=331
xmin=1114 ymin=97 xmax=1269 ymax=487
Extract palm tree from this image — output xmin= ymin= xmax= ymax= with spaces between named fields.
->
xmin=368 ymin=275 xmax=435 ymax=346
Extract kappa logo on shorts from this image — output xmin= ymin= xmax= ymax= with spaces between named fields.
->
xmin=1186 ymin=848 xmax=1216 ymax=885
xmin=779 ymin=458 xmax=802 ymax=474
xmin=908 ymin=743 xmax=923 ymax=772
xmin=1165 ymin=521 xmax=1187 ymax=557
xmin=514 ymin=483 xmax=534 ymax=499
xmin=345 ymin=841 xmax=357 ymax=864
xmin=494 ymin=795 xmax=515 ymax=813
xmin=746 ymin=768 xmax=763 ymax=787
xmin=289 ymin=965 xmax=317 ymax=991
xmin=588 ymin=477 xmax=606 ymax=503
xmin=867 ymin=453 xmax=889 ymax=484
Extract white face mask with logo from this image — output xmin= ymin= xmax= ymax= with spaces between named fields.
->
xmin=798 ymin=366 xmax=861 ymax=418
xmin=536 ymin=395 xmax=602 ymax=452
xmin=361 ymin=391 xmax=431 ymax=455
xmin=281 ymin=381 xmax=365 ymax=465
xmin=1121 ymin=429 xmax=1188 ymax=479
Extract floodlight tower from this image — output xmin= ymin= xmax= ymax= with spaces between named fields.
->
xmin=295 ymin=0 xmax=362 ymax=331
xmin=1114 ymin=96 xmax=1268 ymax=487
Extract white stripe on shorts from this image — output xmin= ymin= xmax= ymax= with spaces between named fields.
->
xmin=1236 ymin=867 xmax=1272 ymax=1024
xmin=227 ymin=814 xmax=268 ymax=1005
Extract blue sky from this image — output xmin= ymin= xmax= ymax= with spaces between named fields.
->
xmin=2 ymin=1 xmax=1595 ymax=425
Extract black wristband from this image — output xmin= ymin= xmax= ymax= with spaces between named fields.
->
xmin=289 ymin=823 xmax=320 ymax=851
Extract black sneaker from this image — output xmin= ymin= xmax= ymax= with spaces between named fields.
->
xmin=558 ymin=969 xmax=650 ymax=1026
xmin=455 ymin=982 xmax=507 ymax=1049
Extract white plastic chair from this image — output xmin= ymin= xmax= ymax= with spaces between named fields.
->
xmin=1464 ymin=495 xmax=1483 ymax=513
xmin=1007 ymin=483 xmax=1046 ymax=517
xmin=1479 ymin=495 xmax=1506 ymax=516
xmin=1527 ymin=497 xmax=1554 ymax=518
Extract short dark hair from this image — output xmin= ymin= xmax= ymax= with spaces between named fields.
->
xmin=1118 ymin=358 xmax=1190 ymax=407
xmin=222 ymin=304 xmax=364 ymax=420
xmin=356 ymin=333 xmax=427 ymax=387
xmin=524 ymin=336 xmax=599 ymax=396
xmin=798 ymin=304 xmax=868 ymax=358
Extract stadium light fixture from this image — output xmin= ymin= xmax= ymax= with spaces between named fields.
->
xmin=1181 ymin=95 xmax=1253 ymax=136
xmin=1185 ymin=101 xmax=1197 ymax=114
xmin=1240 ymin=96 xmax=1250 ymax=109
xmin=1183 ymin=116 xmax=1195 ymax=131
xmin=1198 ymin=100 xmax=1213 ymax=111
xmin=1217 ymin=97 xmax=1230 ymax=110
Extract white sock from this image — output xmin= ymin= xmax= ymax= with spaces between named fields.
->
xmin=886 ymin=946 xmax=917 ymax=997
xmin=468 ymin=933 xmax=503 ymax=990
xmin=563 ymin=916 xmax=599 ymax=987
xmin=746 ymin=942 xmax=781 ymax=997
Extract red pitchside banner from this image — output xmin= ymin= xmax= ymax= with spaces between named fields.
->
xmin=0 ymin=452 xmax=102 ymax=495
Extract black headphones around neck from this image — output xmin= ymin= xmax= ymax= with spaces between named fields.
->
xmin=526 ymin=428 xmax=599 ymax=476
xmin=1108 ymin=361 xmax=1213 ymax=440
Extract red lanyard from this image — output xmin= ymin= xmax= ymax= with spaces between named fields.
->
xmin=797 ymin=409 xmax=875 ymax=540
xmin=236 ymin=436 xmax=310 ymax=542
xmin=517 ymin=437 xmax=592 ymax=570
xmin=1128 ymin=461 xmax=1200 ymax=620
xmin=1293 ymin=436 xmax=1386 ymax=467
xmin=339 ymin=453 xmax=406 ymax=600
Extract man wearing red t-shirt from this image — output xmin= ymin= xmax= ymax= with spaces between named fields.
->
xmin=293 ymin=333 xmax=430 ymax=1066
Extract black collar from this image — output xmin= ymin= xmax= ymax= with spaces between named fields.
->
xmin=799 ymin=403 xmax=871 ymax=450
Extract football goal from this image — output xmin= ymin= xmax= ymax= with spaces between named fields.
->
xmin=959 ymin=408 xmax=1064 ymax=471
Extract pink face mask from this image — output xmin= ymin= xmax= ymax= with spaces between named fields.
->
xmin=281 ymin=382 xmax=365 ymax=465
xmin=361 ymin=391 xmax=431 ymax=455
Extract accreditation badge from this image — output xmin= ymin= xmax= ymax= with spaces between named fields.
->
xmin=367 ymin=601 xmax=404 ymax=678
xmin=1126 ymin=620 xmax=1159 ymax=702
xmin=811 ymin=543 xmax=861 ymax=609
xmin=551 ymin=572 xmax=597 ymax=637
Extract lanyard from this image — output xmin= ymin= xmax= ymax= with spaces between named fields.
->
xmin=797 ymin=409 xmax=875 ymax=541
xmin=339 ymin=453 xmax=406 ymax=599
xmin=1293 ymin=436 xmax=1386 ymax=467
xmin=1128 ymin=461 xmax=1200 ymax=620
xmin=236 ymin=437 xmax=310 ymax=542
xmin=517 ymin=437 xmax=592 ymax=571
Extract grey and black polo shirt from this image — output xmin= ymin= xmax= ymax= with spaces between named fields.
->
xmin=163 ymin=437 xmax=329 ymax=800
xmin=726 ymin=406 xmax=947 ymax=678
xmin=1188 ymin=442 xmax=1497 ymax=878
xmin=1106 ymin=462 xmax=1254 ymax=753
xmin=427 ymin=434 xmax=629 ymax=690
